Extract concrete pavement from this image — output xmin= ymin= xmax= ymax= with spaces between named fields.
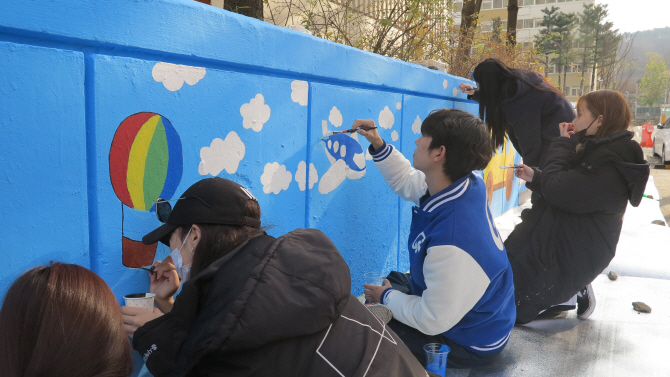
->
xmin=461 ymin=175 xmax=670 ymax=377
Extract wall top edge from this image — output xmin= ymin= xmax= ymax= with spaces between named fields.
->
xmin=1 ymin=0 xmax=473 ymax=99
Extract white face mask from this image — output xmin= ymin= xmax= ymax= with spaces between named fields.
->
xmin=170 ymin=227 xmax=193 ymax=282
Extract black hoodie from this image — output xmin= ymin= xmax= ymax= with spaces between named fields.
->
xmin=133 ymin=229 xmax=432 ymax=377
xmin=503 ymin=131 xmax=649 ymax=324
xmin=469 ymin=70 xmax=575 ymax=169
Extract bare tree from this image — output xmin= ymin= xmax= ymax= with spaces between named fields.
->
xmin=459 ymin=0 xmax=483 ymax=61
xmin=224 ymin=0 xmax=264 ymax=19
xmin=265 ymin=0 xmax=449 ymax=62
xmin=264 ymin=0 xmax=543 ymax=79
xmin=506 ymin=0 xmax=519 ymax=47
xmin=600 ymin=33 xmax=636 ymax=91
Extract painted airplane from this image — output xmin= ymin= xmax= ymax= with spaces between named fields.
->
xmin=318 ymin=120 xmax=367 ymax=194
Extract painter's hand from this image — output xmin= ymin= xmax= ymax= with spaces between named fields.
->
xmin=150 ymin=257 xmax=179 ymax=313
xmin=559 ymin=122 xmax=575 ymax=138
xmin=459 ymin=83 xmax=476 ymax=95
xmin=121 ymin=306 xmax=163 ymax=338
xmin=363 ymin=279 xmax=392 ymax=304
xmin=514 ymin=164 xmax=535 ymax=182
xmin=352 ymin=119 xmax=384 ymax=151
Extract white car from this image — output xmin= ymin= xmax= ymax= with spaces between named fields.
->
xmin=653 ymin=121 xmax=670 ymax=163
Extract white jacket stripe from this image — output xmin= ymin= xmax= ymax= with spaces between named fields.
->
xmin=424 ymin=179 xmax=470 ymax=213
xmin=468 ymin=332 xmax=511 ymax=352
xmin=372 ymin=144 xmax=394 ymax=162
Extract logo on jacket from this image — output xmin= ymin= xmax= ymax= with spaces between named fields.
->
xmin=143 ymin=344 xmax=157 ymax=362
xmin=411 ymin=232 xmax=426 ymax=253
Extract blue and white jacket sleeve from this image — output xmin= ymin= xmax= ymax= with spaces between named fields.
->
xmin=382 ymin=245 xmax=490 ymax=336
xmin=369 ymin=142 xmax=427 ymax=206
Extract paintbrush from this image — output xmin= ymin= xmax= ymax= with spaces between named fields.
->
xmin=499 ymin=165 xmax=538 ymax=169
xmin=139 ymin=266 xmax=157 ymax=276
xmin=322 ymin=127 xmax=377 ymax=139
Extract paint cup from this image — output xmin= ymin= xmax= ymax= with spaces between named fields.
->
xmin=364 ymin=272 xmax=385 ymax=286
xmin=123 ymin=293 xmax=156 ymax=311
xmin=424 ymin=343 xmax=450 ymax=377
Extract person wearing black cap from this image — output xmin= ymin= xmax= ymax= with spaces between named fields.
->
xmin=120 ymin=177 xmax=432 ymax=377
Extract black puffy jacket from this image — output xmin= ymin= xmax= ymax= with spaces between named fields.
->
xmin=469 ymin=70 xmax=575 ymax=169
xmin=504 ymin=131 xmax=649 ymax=324
xmin=133 ymin=229 xmax=431 ymax=377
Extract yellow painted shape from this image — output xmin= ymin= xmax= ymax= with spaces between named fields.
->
xmin=485 ymin=146 xmax=506 ymax=184
xmin=504 ymin=140 xmax=515 ymax=166
xmin=484 ymin=139 xmax=518 ymax=186
xmin=126 ymin=115 xmax=160 ymax=211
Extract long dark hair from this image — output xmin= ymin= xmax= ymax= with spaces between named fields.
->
xmin=0 ymin=262 xmax=133 ymax=377
xmin=176 ymin=199 xmax=264 ymax=278
xmin=473 ymin=58 xmax=565 ymax=149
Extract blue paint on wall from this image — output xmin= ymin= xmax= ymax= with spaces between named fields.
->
xmin=0 ymin=0 xmax=519 ymax=333
xmin=0 ymin=41 xmax=88 ymax=294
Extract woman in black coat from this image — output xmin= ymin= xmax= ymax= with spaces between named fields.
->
xmin=120 ymin=177 xmax=431 ymax=377
xmin=506 ymin=90 xmax=649 ymax=324
xmin=459 ymin=58 xmax=575 ymax=170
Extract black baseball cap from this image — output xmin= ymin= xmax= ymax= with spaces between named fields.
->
xmin=142 ymin=177 xmax=261 ymax=246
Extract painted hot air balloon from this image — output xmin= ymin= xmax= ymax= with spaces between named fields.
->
xmin=109 ymin=112 xmax=183 ymax=267
xmin=110 ymin=112 xmax=183 ymax=211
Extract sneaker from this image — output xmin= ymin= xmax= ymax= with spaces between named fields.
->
xmin=577 ymin=284 xmax=596 ymax=319
xmin=365 ymin=304 xmax=393 ymax=324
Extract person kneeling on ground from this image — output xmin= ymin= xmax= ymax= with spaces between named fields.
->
xmin=355 ymin=109 xmax=516 ymax=369
xmin=121 ymin=177 xmax=431 ymax=377
xmin=506 ymin=89 xmax=649 ymax=323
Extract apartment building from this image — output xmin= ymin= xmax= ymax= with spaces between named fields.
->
xmin=454 ymin=0 xmax=597 ymax=103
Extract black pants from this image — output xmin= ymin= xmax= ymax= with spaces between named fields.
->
xmin=385 ymin=272 xmax=504 ymax=369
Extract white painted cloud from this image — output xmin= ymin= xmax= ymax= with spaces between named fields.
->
xmin=240 ymin=94 xmax=271 ymax=132
xmin=291 ymin=80 xmax=309 ymax=106
xmin=378 ymin=106 xmax=395 ymax=129
xmin=295 ymin=161 xmax=307 ymax=191
xmin=152 ymin=62 xmax=206 ymax=91
xmin=453 ymin=87 xmax=460 ymax=97
xmin=412 ymin=115 xmax=422 ymax=134
xmin=443 ymin=79 xmax=448 ymax=89
xmin=261 ymin=162 xmax=292 ymax=194
xmin=391 ymin=130 xmax=399 ymax=141
xmin=295 ymin=161 xmax=319 ymax=191
xmin=329 ymin=106 xmax=343 ymax=128
xmin=198 ymin=132 xmax=245 ymax=176
xmin=396 ymin=102 xmax=402 ymax=110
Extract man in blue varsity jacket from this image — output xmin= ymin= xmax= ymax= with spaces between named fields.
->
xmin=355 ymin=108 xmax=516 ymax=369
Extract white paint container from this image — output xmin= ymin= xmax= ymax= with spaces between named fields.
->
xmin=123 ymin=293 xmax=156 ymax=311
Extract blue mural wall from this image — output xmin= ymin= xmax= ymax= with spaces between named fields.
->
xmin=0 ymin=0 xmax=522 ymax=311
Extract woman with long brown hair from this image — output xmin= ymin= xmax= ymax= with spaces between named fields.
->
xmin=507 ymin=89 xmax=649 ymax=324
xmin=0 ymin=262 xmax=133 ymax=377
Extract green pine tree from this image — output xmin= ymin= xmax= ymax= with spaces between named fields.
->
xmin=535 ymin=7 xmax=576 ymax=92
